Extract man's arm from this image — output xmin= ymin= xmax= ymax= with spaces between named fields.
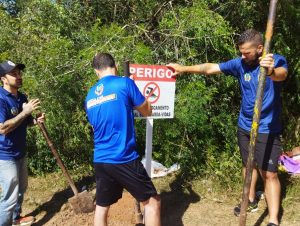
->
xmin=267 ymin=67 xmax=288 ymax=82
xmin=135 ymin=99 xmax=152 ymax=117
xmin=0 ymin=99 xmax=40 ymax=135
xmin=0 ymin=111 xmax=31 ymax=135
xmin=260 ymin=53 xmax=288 ymax=82
xmin=167 ymin=63 xmax=222 ymax=76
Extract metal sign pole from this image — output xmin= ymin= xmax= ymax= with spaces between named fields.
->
xmin=145 ymin=118 xmax=154 ymax=176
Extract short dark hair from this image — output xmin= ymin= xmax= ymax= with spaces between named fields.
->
xmin=238 ymin=29 xmax=263 ymax=46
xmin=92 ymin=53 xmax=116 ymax=70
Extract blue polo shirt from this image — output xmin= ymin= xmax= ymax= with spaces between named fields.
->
xmin=219 ymin=54 xmax=288 ymax=133
xmin=0 ymin=87 xmax=32 ymax=160
xmin=85 ymin=76 xmax=145 ymax=164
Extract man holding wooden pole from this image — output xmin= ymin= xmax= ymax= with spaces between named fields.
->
xmin=168 ymin=28 xmax=288 ymax=226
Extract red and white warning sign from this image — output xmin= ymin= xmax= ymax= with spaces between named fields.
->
xmin=130 ymin=64 xmax=176 ymax=119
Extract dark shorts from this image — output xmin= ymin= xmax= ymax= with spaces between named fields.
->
xmin=237 ymin=127 xmax=282 ymax=172
xmin=94 ymin=158 xmax=157 ymax=207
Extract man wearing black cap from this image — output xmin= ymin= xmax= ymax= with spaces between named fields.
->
xmin=0 ymin=60 xmax=45 ymax=226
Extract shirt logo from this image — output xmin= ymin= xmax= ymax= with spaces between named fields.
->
xmin=86 ymin=94 xmax=117 ymax=109
xmin=11 ymin=107 xmax=19 ymax=116
xmin=95 ymin=84 xmax=104 ymax=96
xmin=244 ymin=73 xmax=251 ymax=82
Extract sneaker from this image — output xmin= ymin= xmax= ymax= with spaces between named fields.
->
xmin=233 ymin=200 xmax=258 ymax=216
xmin=12 ymin=216 xmax=35 ymax=226
xmin=267 ymin=223 xmax=278 ymax=226
xmin=255 ymin=190 xmax=265 ymax=201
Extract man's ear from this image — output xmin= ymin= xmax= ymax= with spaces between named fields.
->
xmin=257 ymin=44 xmax=264 ymax=54
xmin=94 ymin=69 xmax=101 ymax=78
xmin=1 ymin=76 xmax=6 ymax=84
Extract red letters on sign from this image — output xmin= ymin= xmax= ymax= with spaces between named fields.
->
xmin=129 ymin=64 xmax=176 ymax=82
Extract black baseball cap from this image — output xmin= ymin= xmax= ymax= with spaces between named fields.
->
xmin=0 ymin=61 xmax=25 ymax=77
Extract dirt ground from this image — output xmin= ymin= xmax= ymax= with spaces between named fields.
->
xmin=21 ymin=173 xmax=300 ymax=226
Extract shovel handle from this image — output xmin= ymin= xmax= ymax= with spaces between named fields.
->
xmin=37 ymin=122 xmax=79 ymax=196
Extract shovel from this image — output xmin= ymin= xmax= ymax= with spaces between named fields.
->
xmin=37 ymin=122 xmax=95 ymax=214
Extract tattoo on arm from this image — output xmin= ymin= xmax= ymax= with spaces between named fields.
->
xmin=0 ymin=111 xmax=30 ymax=135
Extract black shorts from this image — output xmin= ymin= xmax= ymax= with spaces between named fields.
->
xmin=94 ymin=158 xmax=157 ymax=207
xmin=237 ymin=127 xmax=282 ymax=172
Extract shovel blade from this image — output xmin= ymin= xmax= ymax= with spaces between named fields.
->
xmin=68 ymin=190 xmax=95 ymax=214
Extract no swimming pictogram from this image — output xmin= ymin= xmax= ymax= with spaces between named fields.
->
xmin=143 ymin=82 xmax=160 ymax=104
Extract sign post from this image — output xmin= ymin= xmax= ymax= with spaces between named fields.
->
xmin=126 ymin=63 xmax=176 ymax=224
xmin=130 ymin=64 xmax=176 ymax=176
xmin=145 ymin=118 xmax=154 ymax=175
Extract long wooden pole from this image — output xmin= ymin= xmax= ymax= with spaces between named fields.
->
xmin=239 ymin=1 xmax=278 ymax=225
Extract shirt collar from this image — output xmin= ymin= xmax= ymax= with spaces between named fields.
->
xmin=0 ymin=86 xmax=20 ymax=98
xmin=0 ymin=86 xmax=11 ymax=96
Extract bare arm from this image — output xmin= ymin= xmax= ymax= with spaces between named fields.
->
xmin=268 ymin=67 xmax=288 ymax=82
xmin=135 ymin=99 xmax=152 ymax=117
xmin=0 ymin=111 xmax=31 ymax=135
xmin=167 ymin=63 xmax=222 ymax=76
xmin=0 ymin=99 xmax=40 ymax=135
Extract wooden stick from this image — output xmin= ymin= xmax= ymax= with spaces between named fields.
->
xmin=239 ymin=1 xmax=278 ymax=225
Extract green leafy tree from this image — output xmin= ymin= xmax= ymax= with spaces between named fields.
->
xmin=0 ymin=0 xmax=298 ymax=186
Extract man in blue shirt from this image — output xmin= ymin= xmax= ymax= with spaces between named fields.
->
xmin=167 ymin=29 xmax=288 ymax=226
xmin=0 ymin=60 xmax=45 ymax=226
xmin=85 ymin=53 xmax=161 ymax=226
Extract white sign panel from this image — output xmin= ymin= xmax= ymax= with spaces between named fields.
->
xmin=130 ymin=64 xmax=176 ymax=119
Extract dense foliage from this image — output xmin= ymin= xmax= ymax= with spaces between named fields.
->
xmin=0 ymin=0 xmax=299 ymax=184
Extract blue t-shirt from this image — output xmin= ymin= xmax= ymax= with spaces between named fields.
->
xmin=85 ymin=75 xmax=145 ymax=164
xmin=0 ymin=87 xmax=32 ymax=160
xmin=219 ymin=54 xmax=288 ymax=133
